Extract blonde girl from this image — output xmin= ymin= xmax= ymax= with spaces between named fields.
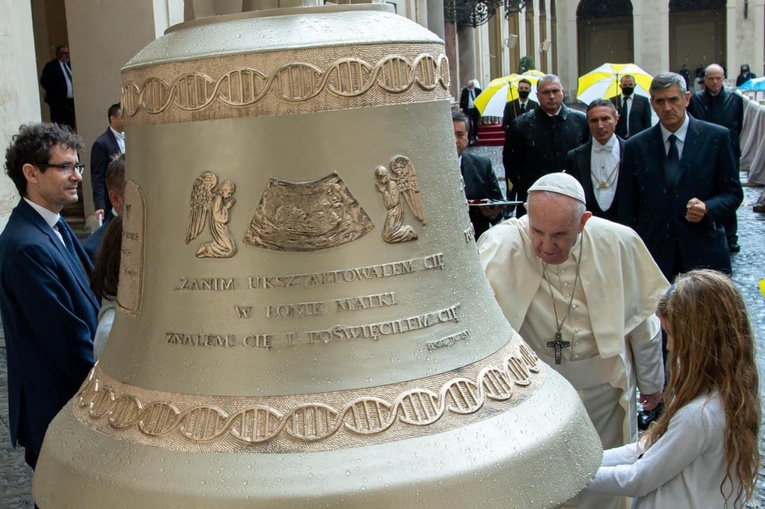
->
xmin=586 ymin=269 xmax=760 ymax=508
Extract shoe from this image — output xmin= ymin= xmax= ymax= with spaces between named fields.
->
xmin=637 ymin=402 xmax=664 ymax=431
xmin=754 ymin=204 xmax=765 ymax=213
xmin=729 ymin=242 xmax=740 ymax=253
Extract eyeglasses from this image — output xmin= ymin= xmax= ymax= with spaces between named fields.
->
xmin=34 ymin=162 xmax=85 ymax=176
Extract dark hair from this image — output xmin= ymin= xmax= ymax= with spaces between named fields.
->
xmin=4 ymin=123 xmax=84 ymax=196
xmin=586 ymin=98 xmax=617 ymax=116
xmin=452 ymin=110 xmax=470 ymax=134
xmin=107 ymin=103 xmax=122 ymax=122
xmin=518 ymin=78 xmax=532 ymax=87
xmin=91 ymin=214 xmax=123 ymax=302
xmin=105 ymin=153 xmax=125 ymax=193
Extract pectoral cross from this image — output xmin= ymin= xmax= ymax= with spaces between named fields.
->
xmin=547 ymin=332 xmax=570 ymax=365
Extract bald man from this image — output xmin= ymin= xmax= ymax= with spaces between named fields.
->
xmin=687 ymin=63 xmax=744 ymax=252
xmin=479 ymin=173 xmax=667 ymax=509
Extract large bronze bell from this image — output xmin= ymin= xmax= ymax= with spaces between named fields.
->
xmin=33 ymin=4 xmax=601 ymax=507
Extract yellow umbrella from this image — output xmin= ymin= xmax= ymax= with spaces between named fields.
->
xmin=576 ymin=63 xmax=653 ymax=104
xmin=474 ymin=74 xmax=540 ymax=117
xmin=521 ymin=69 xmax=545 ymax=78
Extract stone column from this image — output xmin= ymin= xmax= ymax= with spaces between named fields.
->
xmin=531 ymin=0 xmax=540 ymax=69
xmin=755 ymin=0 xmax=765 ymax=78
xmin=634 ymin=0 xmax=669 ymax=75
xmin=63 ymin=0 xmax=184 ymax=219
xmin=518 ymin=8 xmax=527 ymax=59
xmin=553 ymin=0 xmax=576 ymax=98
xmin=729 ymin=0 xmax=764 ymax=81
xmin=427 ymin=0 xmax=445 ymax=40
xmin=458 ymin=26 xmax=477 ymax=88
xmin=0 ymin=1 xmax=41 ymax=232
xmin=445 ymin=22 xmax=459 ymax=101
xmin=544 ymin=0 xmax=552 ymax=73
xmin=499 ymin=6 xmax=510 ymax=76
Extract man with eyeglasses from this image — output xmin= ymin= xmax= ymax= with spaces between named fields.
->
xmin=503 ymin=74 xmax=589 ymax=218
xmin=0 ymin=123 xmax=99 ymax=471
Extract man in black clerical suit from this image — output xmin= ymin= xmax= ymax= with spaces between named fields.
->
xmin=459 ymin=80 xmax=482 ymax=143
xmin=503 ymin=74 xmax=589 ymax=217
xmin=453 ymin=111 xmax=504 ymax=239
xmin=611 ymin=75 xmax=651 ymax=140
xmin=40 ymin=45 xmax=76 ymax=129
xmin=567 ymin=99 xmax=626 ymax=222
xmin=501 ymin=79 xmax=539 ymax=132
xmin=687 ymin=63 xmax=744 ymax=253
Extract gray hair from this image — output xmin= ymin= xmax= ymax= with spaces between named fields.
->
xmin=586 ymin=98 xmax=618 ymax=116
xmin=538 ymin=74 xmax=562 ymax=89
xmin=650 ymin=72 xmax=687 ymax=96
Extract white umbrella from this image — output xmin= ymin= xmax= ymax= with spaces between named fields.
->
xmin=474 ymin=74 xmax=540 ymax=117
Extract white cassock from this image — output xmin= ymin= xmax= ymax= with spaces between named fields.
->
xmin=478 ymin=216 xmax=669 ymax=509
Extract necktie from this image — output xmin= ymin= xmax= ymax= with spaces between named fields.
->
xmin=666 ymin=134 xmax=681 ymax=186
xmin=621 ymin=97 xmax=629 ymax=136
xmin=519 ymin=103 xmax=525 ymax=114
xmin=593 ymin=143 xmax=613 ymax=153
xmin=64 ymin=63 xmax=72 ymax=81
xmin=56 ymin=218 xmax=86 ymax=277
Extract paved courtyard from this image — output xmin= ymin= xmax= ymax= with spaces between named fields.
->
xmin=1 ymin=161 xmax=764 ymax=507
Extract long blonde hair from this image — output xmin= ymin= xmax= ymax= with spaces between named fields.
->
xmin=643 ymin=269 xmax=760 ymax=506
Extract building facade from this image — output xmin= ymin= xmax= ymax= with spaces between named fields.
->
xmin=0 ymin=0 xmax=763 ymax=226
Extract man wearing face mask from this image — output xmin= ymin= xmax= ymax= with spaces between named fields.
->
xmin=687 ymin=63 xmax=744 ymax=253
xmin=735 ymin=63 xmax=756 ymax=87
xmin=501 ymin=79 xmax=538 ymax=132
xmin=611 ymin=75 xmax=651 ymax=140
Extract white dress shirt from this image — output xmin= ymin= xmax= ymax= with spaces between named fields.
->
xmin=590 ymin=135 xmax=621 ymax=212
xmin=59 ymin=60 xmax=73 ymax=99
xmin=24 ymin=198 xmax=66 ymax=246
xmin=110 ymin=126 xmax=126 ymax=153
xmin=659 ymin=114 xmax=690 ymax=159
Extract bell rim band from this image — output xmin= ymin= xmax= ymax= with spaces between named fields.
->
xmin=73 ymin=337 xmax=542 ymax=453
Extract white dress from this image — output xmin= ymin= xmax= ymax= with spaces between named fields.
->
xmin=586 ymin=393 xmax=742 ymax=508
xmin=93 ymin=297 xmax=116 ymax=360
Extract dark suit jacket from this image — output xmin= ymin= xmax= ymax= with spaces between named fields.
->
xmin=503 ymin=104 xmax=589 ymax=200
xmin=687 ymin=89 xmax=743 ymax=160
xmin=40 ymin=59 xmax=69 ymax=110
xmin=0 ymin=199 xmax=98 ymax=456
xmin=612 ymin=94 xmax=651 ymax=139
xmin=90 ymin=128 xmax=121 ymax=215
xmin=501 ymin=99 xmax=539 ymax=132
xmin=566 ymin=136 xmax=627 ymax=222
xmin=619 ymin=117 xmax=743 ymax=280
xmin=461 ymin=152 xmax=504 ymax=239
xmin=83 ymin=211 xmax=115 ymax=262
xmin=459 ymin=86 xmax=482 ymax=111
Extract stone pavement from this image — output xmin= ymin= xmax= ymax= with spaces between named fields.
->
xmin=1 ymin=163 xmax=764 ymax=508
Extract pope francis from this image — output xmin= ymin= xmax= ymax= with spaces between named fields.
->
xmin=478 ymin=173 xmax=669 ymax=509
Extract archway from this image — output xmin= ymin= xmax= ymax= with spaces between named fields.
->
xmin=576 ymin=0 xmax=634 ymax=77
xmin=669 ymin=0 xmax=726 ymax=78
